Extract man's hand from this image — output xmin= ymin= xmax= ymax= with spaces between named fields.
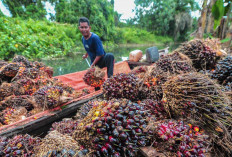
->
xmin=82 ymin=53 xmax=88 ymax=59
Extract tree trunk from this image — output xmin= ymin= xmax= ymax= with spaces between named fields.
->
xmin=196 ymin=0 xmax=208 ymax=38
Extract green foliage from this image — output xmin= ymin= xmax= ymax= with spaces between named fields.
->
xmin=212 ymin=0 xmax=225 ymax=29
xmin=0 ymin=17 xmax=80 ymax=60
xmin=134 ymin=0 xmax=199 ymax=41
xmin=115 ymin=27 xmax=173 ymax=45
xmin=49 ymin=0 xmax=115 ymax=42
xmin=2 ymin=0 xmax=47 ymax=20
xmin=212 ymin=0 xmax=231 ymax=30
xmin=0 ymin=9 xmax=4 ymax=17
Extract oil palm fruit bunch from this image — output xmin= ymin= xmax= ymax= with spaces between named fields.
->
xmin=36 ymin=130 xmax=87 ymax=157
xmin=162 ymin=72 xmax=232 ymax=155
xmin=147 ymin=119 xmax=210 ymax=157
xmin=12 ymin=67 xmax=39 ymax=81
xmin=0 ymin=136 xmax=9 ymax=156
xmin=0 ymin=60 xmax=8 ymax=69
xmin=37 ymin=66 xmax=54 ymax=79
xmin=130 ymin=66 xmax=148 ymax=79
xmin=0 ymin=107 xmax=16 ymax=125
xmin=0 ymin=82 xmax=14 ymax=101
xmin=75 ymin=100 xmax=101 ymax=120
xmin=12 ymin=55 xmax=32 ymax=68
xmin=211 ymin=56 xmax=232 ymax=86
xmin=156 ymin=51 xmax=194 ymax=74
xmin=32 ymin=61 xmax=46 ymax=69
xmin=1 ymin=134 xmax=41 ymax=157
xmin=140 ymin=99 xmax=168 ymax=120
xmin=0 ymin=63 xmax=21 ymax=78
xmin=176 ymin=39 xmax=220 ymax=71
xmin=73 ymin=99 xmax=151 ymax=157
xmin=33 ymin=86 xmax=64 ymax=109
xmin=83 ymin=66 xmax=105 ymax=88
xmin=52 ymin=78 xmax=75 ymax=94
xmin=1 ymin=95 xmax=35 ymax=112
xmin=12 ymin=78 xmax=37 ymax=96
xmin=103 ymin=73 xmax=139 ymax=101
xmin=50 ymin=118 xmax=79 ymax=136
xmin=132 ymin=65 xmax=164 ymax=100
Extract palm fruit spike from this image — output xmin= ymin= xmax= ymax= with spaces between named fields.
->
xmin=83 ymin=66 xmax=105 ymax=88
xmin=103 ymin=73 xmax=139 ymax=101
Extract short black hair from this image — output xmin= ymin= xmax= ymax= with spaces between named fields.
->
xmin=78 ymin=17 xmax=90 ymax=26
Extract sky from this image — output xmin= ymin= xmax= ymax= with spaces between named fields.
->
xmin=114 ymin=0 xmax=136 ymax=21
xmin=0 ymin=0 xmax=201 ymax=20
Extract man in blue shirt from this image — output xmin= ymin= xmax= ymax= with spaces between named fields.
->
xmin=78 ymin=17 xmax=114 ymax=78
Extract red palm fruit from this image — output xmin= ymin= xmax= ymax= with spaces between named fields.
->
xmin=198 ymin=154 xmax=206 ymax=157
xmin=127 ymin=119 xmax=134 ymax=125
xmin=126 ymin=150 xmax=134 ymax=157
xmin=184 ymin=151 xmax=191 ymax=157
xmin=105 ymin=143 xmax=114 ymax=153
xmin=115 ymin=120 xmax=122 ymax=126
xmin=85 ymin=124 xmax=93 ymax=132
xmin=179 ymin=145 xmax=186 ymax=152
xmin=189 ymin=149 xmax=198 ymax=155
xmin=13 ymin=150 xmax=22 ymax=155
xmin=161 ymin=134 xmax=169 ymax=141
xmin=5 ymin=147 xmax=12 ymax=153
xmin=97 ymin=128 xmax=106 ymax=134
xmin=97 ymin=121 xmax=103 ymax=128
xmin=119 ymin=133 xmax=127 ymax=141
xmin=103 ymin=135 xmax=109 ymax=141
xmin=124 ymin=107 xmax=130 ymax=114
xmin=126 ymin=125 xmax=133 ymax=130
xmin=95 ymin=144 xmax=102 ymax=150
xmin=92 ymin=117 xmax=100 ymax=123
xmin=198 ymin=148 xmax=207 ymax=154
xmin=101 ymin=147 xmax=108 ymax=156
xmin=116 ymin=126 xmax=124 ymax=133
xmin=112 ymin=129 xmax=119 ymax=137
xmin=177 ymin=151 xmax=183 ymax=157
xmin=93 ymin=137 xmax=100 ymax=143
xmin=138 ymin=140 xmax=146 ymax=146
xmin=105 ymin=116 xmax=112 ymax=123
xmin=109 ymin=136 xmax=117 ymax=144
xmin=116 ymin=114 xmax=123 ymax=120
xmin=135 ymin=128 xmax=142 ymax=133
xmin=128 ymin=111 xmax=134 ymax=117
xmin=113 ymin=152 xmax=120 ymax=157
xmin=111 ymin=124 xmax=116 ymax=130
xmin=131 ymin=129 xmax=136 ymax=136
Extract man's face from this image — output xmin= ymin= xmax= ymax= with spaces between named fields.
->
xmin=78 ymin=22 xmax=91 ymax=38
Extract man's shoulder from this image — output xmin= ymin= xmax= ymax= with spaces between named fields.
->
xmin=91 ymin=33 xmax=100 ymax=39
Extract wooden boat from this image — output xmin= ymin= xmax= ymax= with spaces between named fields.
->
xmin=0 ymin=47 xmax=169 ymax=137
xmin=0 ymin=61 xmax=131 ymax=137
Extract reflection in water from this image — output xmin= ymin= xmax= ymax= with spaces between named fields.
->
xmin=42 ymin=45 xmax=165 ymax=76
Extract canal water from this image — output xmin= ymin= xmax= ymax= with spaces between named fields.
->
xmin=42 ymin=45 xmax=167 ymax=76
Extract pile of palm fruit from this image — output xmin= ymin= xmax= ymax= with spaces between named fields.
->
xmin=83 ymin=66 xmax=105 ymax=88
xmin=0 ymin=55 xmax=89 ymax=126
xmin=0 ymin=38 xmax=231 ymax=157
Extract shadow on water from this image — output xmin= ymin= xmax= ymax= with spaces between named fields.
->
xmin=42 ymin=44 xmax=178 ymax=76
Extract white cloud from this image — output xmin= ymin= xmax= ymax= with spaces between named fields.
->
xmin=0 ymin=1 xmax=11 ymax=16
xmin=114 ymin=0 xmax=135 ymax=20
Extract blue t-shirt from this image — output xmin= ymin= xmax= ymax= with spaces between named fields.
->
xmin=82 ymin=33 xmax=105 ymax=63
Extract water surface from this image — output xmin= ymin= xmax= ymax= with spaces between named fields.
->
xmin=42 ymin=45 xmax=166 ymax=76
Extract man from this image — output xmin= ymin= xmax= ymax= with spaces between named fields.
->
xmin=78 ymin=17 xmax=114 ymax=79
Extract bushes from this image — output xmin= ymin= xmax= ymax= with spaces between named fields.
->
xmin=0 ymin=17 xmax=80 ymax=60
xmin=0 ymin=17 xmax=174 ymax=60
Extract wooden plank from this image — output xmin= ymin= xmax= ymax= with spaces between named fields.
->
xmin=0 ymin=93 xmax=103 ymax=137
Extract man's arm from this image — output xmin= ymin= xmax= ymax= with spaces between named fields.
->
xmin=91 ymin=55 xmax=103 ymax=67
xmin=82 ymin=53 xmax=88 ymax=59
